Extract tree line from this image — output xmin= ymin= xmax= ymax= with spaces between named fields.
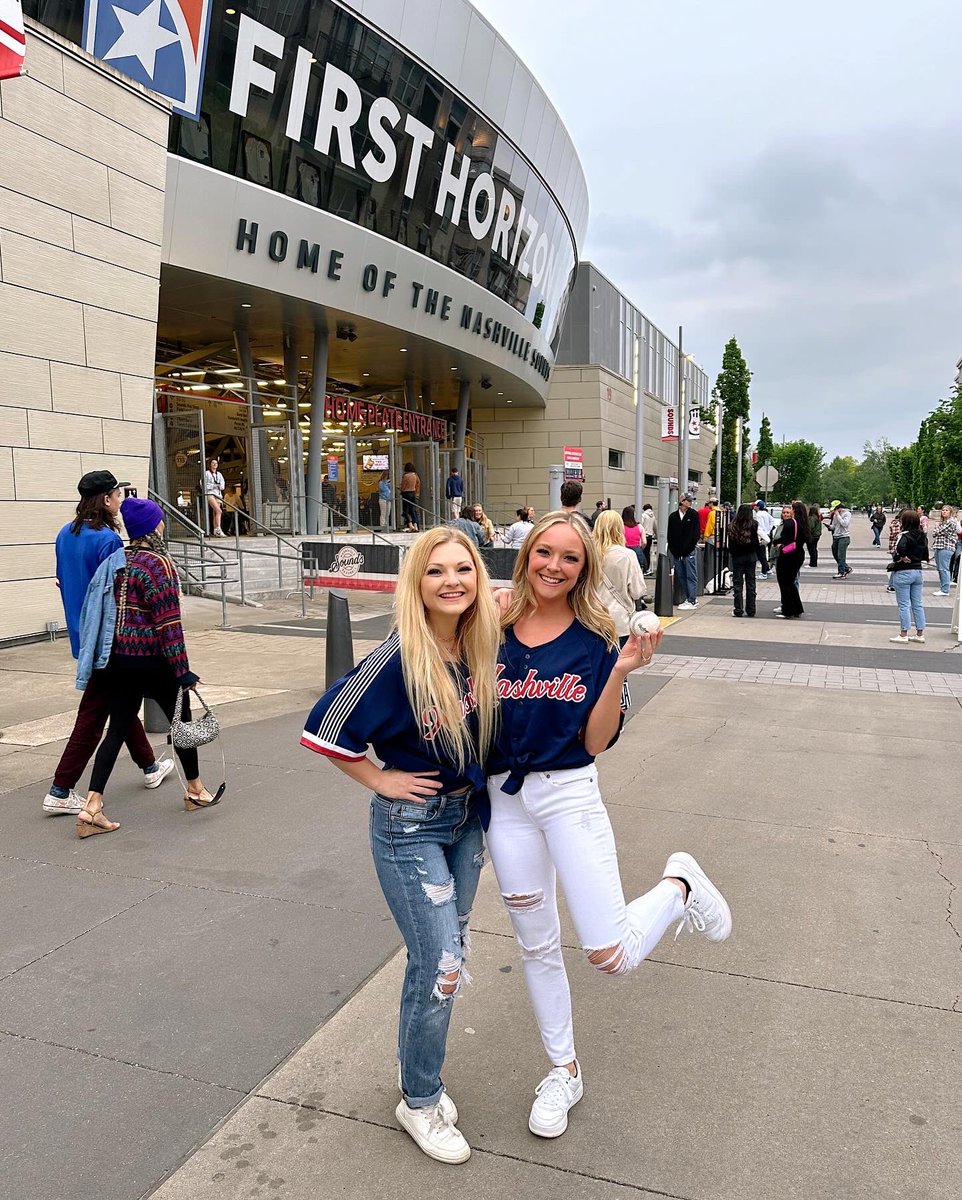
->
xmin=701 ymin=337 xmax=959 ymax=509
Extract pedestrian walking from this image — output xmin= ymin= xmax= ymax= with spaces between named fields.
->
xmin=806 ymin=504 xmax=823 ymax=566
xmin=727 ymin=503 xmax=760 ymax=617
xmin=505 ymin=507 xmax=534 ymax=549
xmin=930 ymin=505 xmax=958 ymax=596
xmin=621 ymin=505 xmax=648 ymax=571
xmin=301 ymin=528 xmax=501 ymax=1164
xmin=400 ymin=461 xmax=421 ymax=531
xmin=486 ymin=511 xmax=731 ymax=1139
xmin=773 ymin=501 xmax=809 ymax=618
xmin=75 ymin=498 xmax=218 ymax=837
xmin=667 ymin=492 xmax=701 ymax=609
xmin=204 ymin=457 xmax=227 ymax=537
xmin=377 ymin=471 xmax=393 ymax=530
xmin=888 ymin=509 xmax=929 ymax=643
xmin=42 ymin=471 xmax=172 ymax=817
xmin=886 ymin=510 xmax=902 ymax=592
xmin=444 ymin=467 xmax=464 ymax=521
xmin=753 ymin=501 xmax=774 ymax=578
xmin=870 ymin=505 xmax=887 ymax=546
xmin=593 ymin=510 xmax=647 ymax=644
xmin=639 ymin=503 xmax=657 ymax=574
xmin=828 ymin=501 xmax=853 ymax=579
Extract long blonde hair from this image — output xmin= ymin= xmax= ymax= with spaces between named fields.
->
xmin=504 ymin=510 xmax=617 ymax=647
xmin=593 ymin=509 xmax=626 ymax=557
xmin=395 ymin=528 xmax=500 ymax=769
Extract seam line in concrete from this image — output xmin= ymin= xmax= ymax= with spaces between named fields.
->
xmin=473 ymin=927 xmax=962 ymax=1015
xmin=0 ymin=854 xmax=381 ymax=918
xmin=0 ymin=1027 xmax=248 ymax=1093
xmin=0 ymin=881 xmax=171 ymax=984
xmin=251 ymin=1098 xmax=698 ymax=1200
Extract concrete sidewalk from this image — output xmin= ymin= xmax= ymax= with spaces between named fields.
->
xmin=1 ymin=522 xmax=960 ymax=1199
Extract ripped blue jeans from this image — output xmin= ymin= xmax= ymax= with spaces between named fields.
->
xmin=369 ymin=790 xmax=484 ymax=1108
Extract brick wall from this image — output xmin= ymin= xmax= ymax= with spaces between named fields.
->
xmin=0 ymin=21 xmax=169 ymax=641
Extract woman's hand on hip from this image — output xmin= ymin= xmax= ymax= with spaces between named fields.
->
xmin=377 ymin=769 xmax=442 ymax=802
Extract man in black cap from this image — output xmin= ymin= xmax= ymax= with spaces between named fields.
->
xmin=667 ymin=492 xmax=701 ymax=609
xmin=42 ymin=470 xmax=173 ymax=815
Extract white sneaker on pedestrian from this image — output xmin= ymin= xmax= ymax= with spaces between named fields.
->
xmin=664 ymin=851 xmax=732 ymax=942
xmin=528 ymin=1063 xmax=584 ymax=1138
xmin=931 ymin=591 xmax=949 ymax=597
xmin=889 ymin=633 xmax=909 ymax=643
xmin=143 ymin=756 xmax=174 ymax=789
xmin=677 ymin=601 xmax=696 ymax=611
xmin=42 ymin=788 xmax=86 ymax=816
xmin=758 ymin=573 xmax=770 ymax=580
xmin=395 ymin=1099 xmax=470 ymax=1163
xmin=908 ymin=633 xmax=926 ymax=644
xmin=397 ymin=1064 xmax=457 ymax=1123
xmin=212 ymin=528 xmax=226 ymax=538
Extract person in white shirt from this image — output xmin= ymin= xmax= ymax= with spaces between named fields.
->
xmin=204 ymin=457 xmax=226 ymax=537
xmin=505 ymin=507 xmax=534 ymax=549
xmin=753 ymin=501 xmax=775 ymax=579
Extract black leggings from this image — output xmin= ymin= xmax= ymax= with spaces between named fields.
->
xmin=776 ymin=548 xmax=806 ymax=616
xmin=90 ymin=659 xmax=198 ymax=795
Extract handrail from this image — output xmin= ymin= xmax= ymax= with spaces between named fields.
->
xmin=147 ymin=487 xmax=231 ymax=627
xmin=220 ymin=499 xmax=304 ymax=558
xmin=303 ymin=495 xmax=399 ymax=547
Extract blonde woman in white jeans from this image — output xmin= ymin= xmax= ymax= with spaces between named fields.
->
xmin=486 ymin=511 xmax=732 ymax=1138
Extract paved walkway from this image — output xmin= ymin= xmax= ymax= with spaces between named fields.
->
xmin=0 ymin=518 xmax=959 ymax=1199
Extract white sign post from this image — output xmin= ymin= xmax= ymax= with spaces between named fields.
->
xmin=755 ymin=463 xmax=780 ymax=496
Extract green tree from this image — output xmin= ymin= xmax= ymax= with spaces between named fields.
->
xmin=884 ymin=444 xmax=914 ymax=505
xmin=820 ymin=455 xmax=859 ymax=503
xmin=755 ymin=414 xmax=775 ymax=467
xmin=851 ymin=439 xmax=895 ymax=508
xmin=708 ymin=338 xmax=752 ymax=503
xmin=769 ymin=439 xmax=825 ymax=502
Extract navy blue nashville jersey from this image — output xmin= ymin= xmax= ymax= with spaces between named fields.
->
xmin=300 ymin=631 xmax=486 ymax=794
xmin=488 ymin=620 xmax=629 ymax=793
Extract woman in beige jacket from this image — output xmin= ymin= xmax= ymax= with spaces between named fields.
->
xmin=593 ymin=510 xmax=647 ymax=645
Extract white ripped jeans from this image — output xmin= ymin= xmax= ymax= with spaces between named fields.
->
xmin=486 ymin=765 xmax=685 ymax=1066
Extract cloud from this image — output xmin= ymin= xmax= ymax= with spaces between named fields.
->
xmin=584 ymin=127 xmax=962 ymax=455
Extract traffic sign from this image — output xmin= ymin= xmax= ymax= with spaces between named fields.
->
xmin=755 ymin=463 xmax=779 ymax=490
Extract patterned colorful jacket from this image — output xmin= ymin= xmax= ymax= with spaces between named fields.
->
xmin=112 ymin=548 xmax=197 ymax=685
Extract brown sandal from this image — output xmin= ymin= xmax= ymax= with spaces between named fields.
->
xmin=76 ymin=807 xmax=120 ymax=838
xmin=184 ymin=789 xmax=219 ymax=811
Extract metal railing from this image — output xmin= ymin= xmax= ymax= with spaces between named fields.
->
xmin=220 ymin=500 xmax=307 ymax=615
xmin=147 ymin=490 xmax=233 ymax=628
xmin=303 ymin=496 xmax=398 ymax=548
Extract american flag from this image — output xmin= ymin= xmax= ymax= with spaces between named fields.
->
xmin=0 ymin=0 xmax=25 ymax=81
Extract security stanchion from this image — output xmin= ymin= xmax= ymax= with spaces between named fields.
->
xmin=655 ymin=555 xmax=675 ymax=617
xmin=326 ymin=588 xmax=355 ymax=688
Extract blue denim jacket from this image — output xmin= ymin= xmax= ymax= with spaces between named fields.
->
xmin=75 ymin=547 xmax=126 ymax=690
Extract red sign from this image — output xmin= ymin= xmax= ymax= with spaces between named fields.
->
xmin=0 ymin=0 xmax=26 ymax=80
xmin=324 ymin=394 xmax=447 ymax=441
xmin=563 ymin=446 xmax=584 ymax=480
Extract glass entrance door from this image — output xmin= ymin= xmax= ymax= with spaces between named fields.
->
xmin=404 ymin=440 xmax=440 ymax=528
xmin=318 ymin=435 xmax=357 ymax=530
xmin=356 ymin=434 xmax=395 ymax=530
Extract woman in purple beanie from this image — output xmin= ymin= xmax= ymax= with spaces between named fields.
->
xmin=76 ymin=497 xmax=218 ymax=837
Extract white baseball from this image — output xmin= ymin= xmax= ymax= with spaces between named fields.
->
xmin=629 ymin=611 xmax=661 ymax=637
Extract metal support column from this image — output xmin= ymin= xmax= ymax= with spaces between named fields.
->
xmin=453 ymin=379 xmax=470 ymax=473
xmin=234 ymin=327 xmax=264 ymax=524
xmin=633 ymin=332 xmax=644 ymax=516
xmin=654 ymin=476 xmax=674 ymax=617
xmin=305 ymin=325 xmax=329 ymax=535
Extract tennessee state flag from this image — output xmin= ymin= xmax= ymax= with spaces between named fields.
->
xmin=0 ymin=0 xmax=26 ymax=81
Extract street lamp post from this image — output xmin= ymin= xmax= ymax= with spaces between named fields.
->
xmin=633 ymin=331 xmax=644 ymax=517
xmin=735 ymin=417 xmax=744 ymax=508
xmin=714 ymin=396 xmax=724 ymax=501
xmin=676 ymin=326 xmax=685 ymax=491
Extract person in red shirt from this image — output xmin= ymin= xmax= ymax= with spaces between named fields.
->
xmin=697 ymin=500 xmax=713 ymax=537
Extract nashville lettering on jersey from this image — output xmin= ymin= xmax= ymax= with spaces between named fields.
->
xmin=495 ymin=664 xmax=587 ymax=703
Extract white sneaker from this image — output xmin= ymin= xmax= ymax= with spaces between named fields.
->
xmin=397 ymin=1064 xmax=457 ymax=1123
xmin=42 ymin=788 xmax=86 ymax=816
xmin=931 ymin=591 xmax=949 ymax=597
xmin=908 ymin=633 xmax=926 ymax=644
xmin=677 ymin=601 xmax=696 ymax=611
xmin=212 ymin=528 xmax=226 ymax=538
xmin=664 ymin=851 xmax=732 ymax=942
xmin=528 ymin=1064 xmax=583 ymax=1138
xmin=889 ymin=634 xmax=909 ymax=643
xmin=395 ymin=1099 xmax=470 ymax=1164
xmin=143 ymin=756 xmax=174 ymax=789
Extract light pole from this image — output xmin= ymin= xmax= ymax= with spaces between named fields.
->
xmin=676 ymin=326 xmax=684 ymax=490
xmin=633 ymin=331 xmax=644 ymax=517
xmin=735 ymin=417 xmax=744 ymax=508
xmin=714 ymin=395 xmax=724 ymax=500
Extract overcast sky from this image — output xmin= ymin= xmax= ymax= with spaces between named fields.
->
xmin=472 ymin=0 xmax=962 ymax=461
